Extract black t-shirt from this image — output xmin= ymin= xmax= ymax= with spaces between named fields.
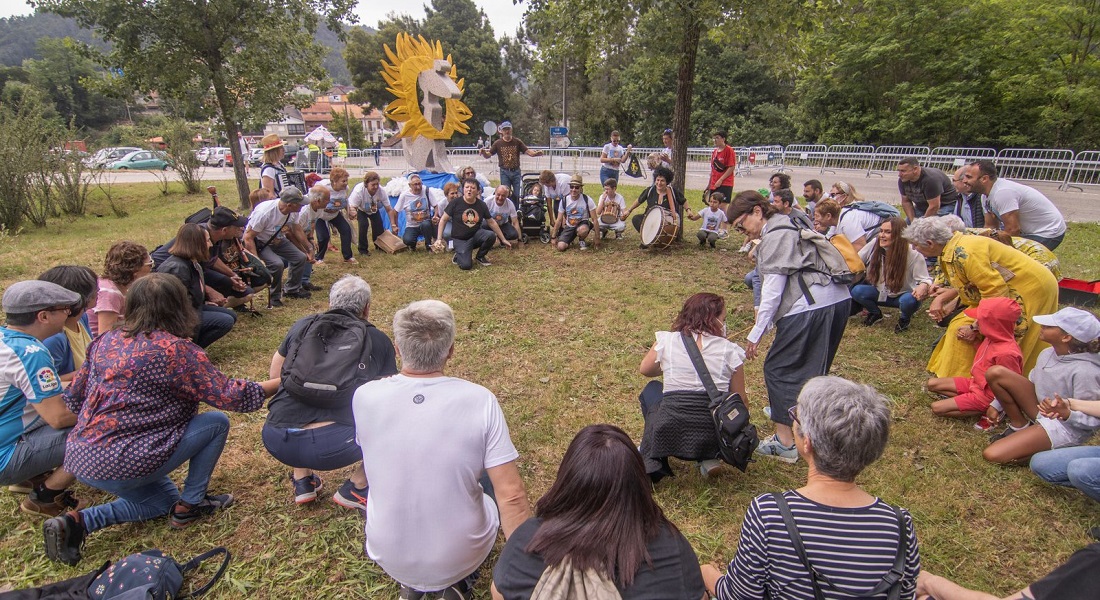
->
xmin=493 ymin=518 xmax=706 ymax=600
xmin=446 ymin=198 xmax=493 ymax=240
xmin=898 ymin=166 xmax=960 ymax=214
xmin=1030 ymin=542 xmax=1100 ymax=600
xmin=266 ymin=310 xmax=398 ymax=428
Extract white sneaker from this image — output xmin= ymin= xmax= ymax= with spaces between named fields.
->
xmin=579 ymin=241 xmax=588 ymax=250
xmin=755 ymin=434 xmax=799 ymax=463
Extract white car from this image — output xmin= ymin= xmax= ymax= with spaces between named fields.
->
xmin=204 ymin=147 xmax=231 ymax=167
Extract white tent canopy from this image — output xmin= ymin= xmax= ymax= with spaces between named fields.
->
xmin=303 ymin=125 xmax=337 ymax=145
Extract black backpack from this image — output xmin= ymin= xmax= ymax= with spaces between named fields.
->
xmin=680 ymin=332 xmax=760 ymax=472
xmin=281 ymin=311 xmax=374 ymax=409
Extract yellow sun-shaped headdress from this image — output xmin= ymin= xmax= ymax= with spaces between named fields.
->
xmin=381 ymin=33 xmax=472 ymax=141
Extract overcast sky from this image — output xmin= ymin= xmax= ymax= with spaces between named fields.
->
xmin=0 ymin=0 xmax=528 ymax=39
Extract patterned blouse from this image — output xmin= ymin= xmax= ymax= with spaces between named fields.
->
xmin=63 ymin=329 xmax=264 ymax=480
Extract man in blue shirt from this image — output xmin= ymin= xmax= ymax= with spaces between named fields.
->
xmin=0 ymin=280 xmax=86 ymax=516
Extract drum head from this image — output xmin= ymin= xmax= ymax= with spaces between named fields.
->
xmin=640 ymin=207 xmax=664 ymax=245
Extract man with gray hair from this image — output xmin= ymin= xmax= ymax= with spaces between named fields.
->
xmin=353 ymin=299 xmax=531 ymax=599
xmin=244 ymin=186 xmax=313 ymax=306
xmin=263 ymin=274 xmax=397 ymax=511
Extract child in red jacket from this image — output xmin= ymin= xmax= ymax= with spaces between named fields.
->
xmin=926 ymin=296 xmax=1023 ymax=425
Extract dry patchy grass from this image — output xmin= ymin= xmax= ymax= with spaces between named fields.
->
xmin=1 ymin=182 xmax=1098 ymax=598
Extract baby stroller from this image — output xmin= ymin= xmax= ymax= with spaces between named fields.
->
xmin=520 ymin=173 xmax=552 ymax=243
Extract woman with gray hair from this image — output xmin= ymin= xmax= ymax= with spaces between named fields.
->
xmin=263 ymin=274 xmax=397 ymax=511
xmin=701 ymin=376 xmax=921 ymax=599
xmin=905 ymin=216 xmax=1059 ymax=378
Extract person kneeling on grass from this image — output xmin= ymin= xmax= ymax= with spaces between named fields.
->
xmin=552 ymin=174 xmax=599 ymax=252
xmin=925 ymin=297 xmax=1023 ymax=428
xmin=42 ymin=274 xmax=280 ymax=566
xmin=262 ymin=274 xmax=397 ymax=511
xmin=983 ymin=307 xmax=1100 ymax=465
xmin=687 ymin=192 xmax=729 ymax=248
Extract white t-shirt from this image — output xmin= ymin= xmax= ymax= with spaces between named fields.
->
xmin=558 ymin=195 xmax=595 ymax=227
xmin=543 ymin=174 xmax=572 ymax=200
xmin=602 ymin=142 xmax=626 ymax=164
xmin=983 ymin=178 xmax=1066 ymax=238
xmin=836 ymin=205 xmax=884 ymax=244
xmin=319 ymin=179 xmax=348 ymax=216
xmin=488 ymin=199 xmax=517 ymax=224
xmin=246 ymin=199 xmax=292 ymax=239
xmin=598 ymin=192 xmax=626 ymax=218
xmin=653 ymin=331 xmax=745 ymax=393
xmin=347 ymin=182 xmax=387 ymax=214
xmin=352 ymin=374 xmax=519 ymax=591
xmin=698 ymin=206 xmax=728 ymax=232
xmin=394 ymin=192 xmax=435 ymax=225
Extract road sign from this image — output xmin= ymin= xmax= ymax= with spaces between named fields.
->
xmin=550 ymin=126 xmax=568 ymax=136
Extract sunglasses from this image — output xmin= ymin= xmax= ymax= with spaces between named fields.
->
xmin=569 ymin=184 xmax=582 ymax=189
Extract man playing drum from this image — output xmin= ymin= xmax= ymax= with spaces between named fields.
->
xmin=623 ymin=166 xmax=684 ymax=247
xmin=596 ymin=178 xmax=627 ymax=240
xmin=552 ymin=174 xmax=599 ymax=252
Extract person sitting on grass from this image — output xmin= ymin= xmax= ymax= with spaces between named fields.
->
xmin=41 ymin=274 xmax=280 ymax=566
xmin=89 ymin=241 xmax=153 ymax=337
xmin=700 ymin=376 xmax=920 ymax=599
xmin=0 ymin=281 xmax=86 ymax=517
xmin=552 ymin=174 xmax=599 ymax=252
xmin=1031 ymin=394 xmax=1100 ymax=504
xmin=39 ymin=266 xmax=98 ymax=382
xmin=638 ymin=293 xmax=746 ymax=481
xmin=983 ymin=307 xmax=1100 ymax=464
xmin=687 ymin=192 xmax=729 ymax=248
xmin=849 ymin=217 xmax=932 ymax=332
xmin=925 ymin=297 xmax=1023 ymax=428
xmin=492 ymin=424 xmax=706 ymax=600
xmin=596 ymin=177 xmax=627 ymax=240
xmin=262 ymin=275 xmax=397 ymax=511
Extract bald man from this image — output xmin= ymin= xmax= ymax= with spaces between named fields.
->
xmin=486 ymin=185 xmax=521 ymax=243
xmin=951 ymin=166 xmax=984 ymax=228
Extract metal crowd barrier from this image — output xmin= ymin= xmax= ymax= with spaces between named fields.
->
xmin=926 ymin=147 xmax=997 ymax=173
xmin=821 ymin=145 xmax=875 ymax=175
xmin=783 ymin=144 xmax=828 ymax=170
xmin=994 ymin=148 xmax=1074 ymax=187
xmin=867 ymin=146 xmax=930 ymax=177
xmin=1062 ymin=150 xmax=1100 ymax=191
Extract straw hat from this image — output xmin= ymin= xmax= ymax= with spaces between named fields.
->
xmin=260 ymin=134 xmax=285 ymax=151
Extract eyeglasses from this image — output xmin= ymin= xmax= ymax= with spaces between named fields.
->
xmin=42 ymin=306 xmax=72 ymax=315
xmin=788 ymin=406 xmax=799 ymax=424
xmin=833 ymin=191 xmax=847 ymax=197
xmin=144 ymin=258 xmax=155 ymax=268
xmin=732 ymin=214 xmax=748 ymax=233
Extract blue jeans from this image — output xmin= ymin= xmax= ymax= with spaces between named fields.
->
xmin=0 ymin=420 xmax=69 ymax=486
xmin=745 ymin=269 xmax=762 ymax=307
xmin=850 ymin=284 xmax=921 ymax=321
xmin=500 ymin=168 xmax=522 ymax=203
xmin=1031 ymin=446 xmax=1100 ymax=503
xmin=1022 ymin=231 xmax=1065 ymax=251
xmin=261 ymin=423 xmax=361 ymax=471
xmin=599 ymin=167 xmax=618 ymax=185
xmin=77 ymin=411 xmax=230 ymax=533
xmin=195 ymin=306 xmax=236 ymax=348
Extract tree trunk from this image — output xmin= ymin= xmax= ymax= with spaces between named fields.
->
xmin=672 ymin=4 xmax=702 ymax=238
xmin=210 ymin=69 xmax=251 ymax=212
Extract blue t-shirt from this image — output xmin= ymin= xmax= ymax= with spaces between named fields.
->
xmin=0 ymin=326 xmax=63 ymax=470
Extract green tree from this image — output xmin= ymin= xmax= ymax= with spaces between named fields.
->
xmin=330 ymin=108 xmax=366 ymax=149
xmin=38 ymin=0 xmax=356 ymax=210
xmin=23 ymin=37 xmax=124 ymax=130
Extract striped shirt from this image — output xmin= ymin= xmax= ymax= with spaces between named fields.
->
xmin=716 ymin=491 xmax=920 ymax=600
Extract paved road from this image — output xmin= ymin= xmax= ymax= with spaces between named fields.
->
xmin=105 ymin=157 xmax=1100 ymax=222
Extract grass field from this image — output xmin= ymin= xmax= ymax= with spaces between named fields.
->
xmin=1 ymin=181 xmax=1098 ymax=598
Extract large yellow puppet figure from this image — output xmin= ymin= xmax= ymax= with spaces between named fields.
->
xmin=381 ymin=33 xmax=472 ymax=173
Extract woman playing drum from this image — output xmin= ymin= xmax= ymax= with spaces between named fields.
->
xmin=623 ymin=166 xmax=684 ymax=246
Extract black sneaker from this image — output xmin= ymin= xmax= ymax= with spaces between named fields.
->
xmin=332 ymin=479 xmax=368 ymax=511
xmin=43 ymin=511 xmax=85 ymax=566
xmin=303 ymin=282 xmax=322 ymax=292
xmin=895 ymin=318 xmax=911 ymax=333
xmin=476 ymin=256 xmax=492 ymax=267
xmin=291 ymin=472 xmax=322 ymax=505
xmin=268 ymin=298 xmax=284 ymax=308
xmin=170 ymin=494 xmax=234 ymax=529
xmin=399 ymin=585 xmax=427 ymax=600
xmin=862 ymin=312 xmax=884 ymax=327
xmin=285 ymin=289 xmax=312 ymax=299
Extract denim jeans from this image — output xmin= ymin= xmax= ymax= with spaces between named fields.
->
xmin=1030 ymin=446 xmax=1100 ymax=503
xmin=850 ymin=284 xmax=921 ymax=321
xmin=261 ymin=423 xmax=361 ymax=471
xmin=452 ymin=229 xmax=496 ymax=270
xmin=500 ymin=168 xmax=522 ymax=203
xmin=77 ymin=411 xmax=231 ymax=533
xmin=1022 ymin=231 xmax=1065 ymax=252
xmin=316 ymin=212 xmax=354 ymax=261
xmin=195 ymin=306 xmax=237 ymax=348
xmin=745 ymin=269 xmax=762 ymax=307
xmin=0 ymin=420 xmax=69 ymax=486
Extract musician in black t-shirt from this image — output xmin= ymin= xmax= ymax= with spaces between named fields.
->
xmin=435 ymin=179 xmax=512 ymax=270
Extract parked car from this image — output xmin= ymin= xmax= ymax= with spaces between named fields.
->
xmin=248 ymin=148 xmax=265 ymax=166
xmin=204 ymin=147 xmax=231 ymax=167
xmin=281 ymin=143 xmax=299 ymax=166
xmin=195 ymin=147 xmax=211 ymax=164
xmin=85 ymin=146 xmax=142 ymax=169
xmin=107 ymin=150 xmax=171 ymax=170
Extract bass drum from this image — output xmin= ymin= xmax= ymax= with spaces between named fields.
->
xmin=639 ymin=206 xmax=679 ymax=249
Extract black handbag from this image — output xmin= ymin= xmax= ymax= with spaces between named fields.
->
xmin=680 ymin=332 xmax=759 ymax=472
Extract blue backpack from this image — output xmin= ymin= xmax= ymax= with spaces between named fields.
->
xmin=841 ymin=201 xmax=901 ymax=233
xmin=87 ymin=548 xmax=230 ymax=600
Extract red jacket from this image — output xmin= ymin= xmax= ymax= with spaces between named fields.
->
xmin=965 ymin=297 xmax=1024 ymax=400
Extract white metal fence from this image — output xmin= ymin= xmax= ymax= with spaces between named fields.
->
xmin=332 ymin=144 xmax=1100 ymax=191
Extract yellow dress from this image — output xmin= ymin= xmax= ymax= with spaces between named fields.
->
xmin=927 ymin=233 xmax=1060 ymax=378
